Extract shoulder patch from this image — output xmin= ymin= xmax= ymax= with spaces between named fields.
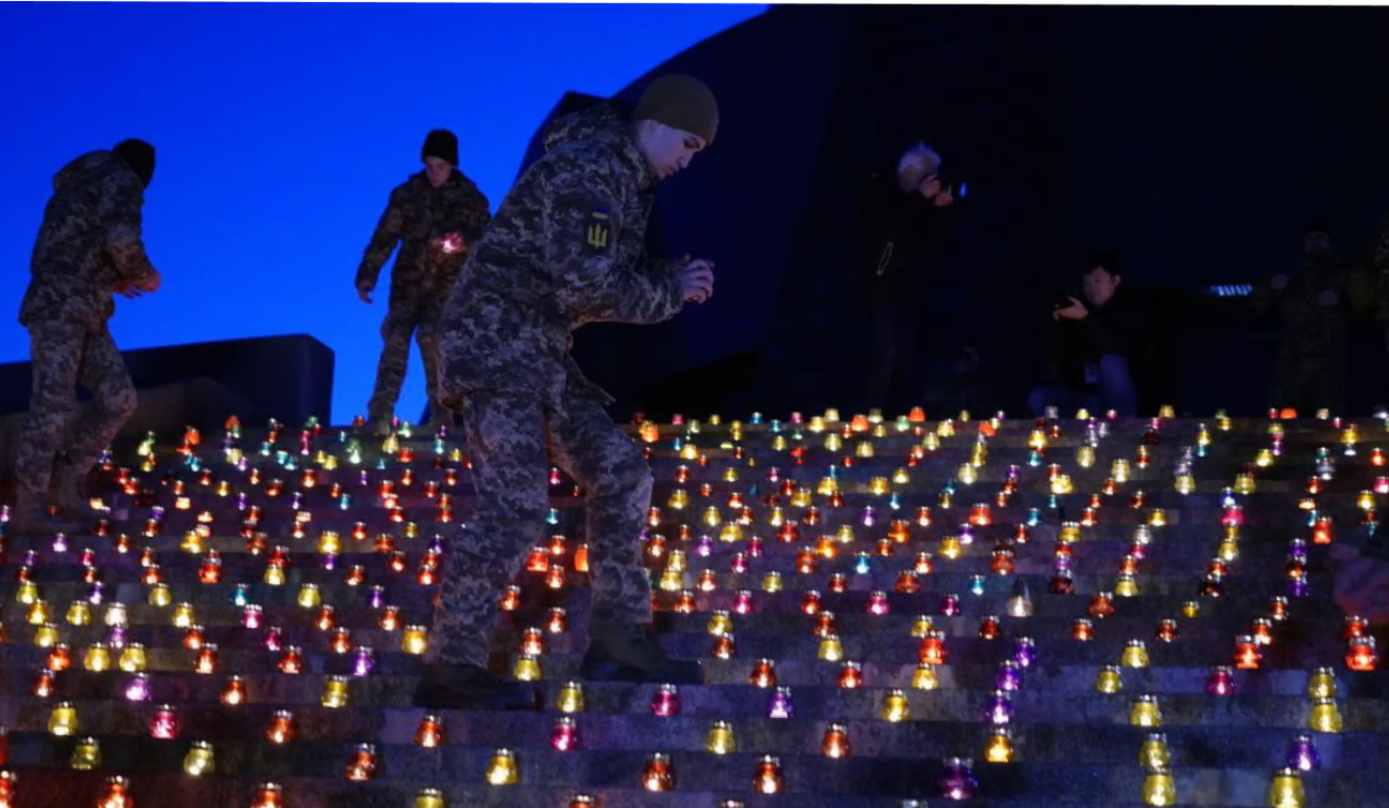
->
xmin=585 ymin=208 xmax=612 ymax=250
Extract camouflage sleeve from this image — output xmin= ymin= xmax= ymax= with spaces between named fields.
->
xmin=463 ymin=188 xmax=491 ymax=244
xmin=101 ymin=168 xmax=155 ymax=284
xmin=545 ymin=180 xmax=684 ymax=325
xmin=355 ymin=187 xmax=405 ymax=289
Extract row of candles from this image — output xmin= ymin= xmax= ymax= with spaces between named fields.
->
xmin=1068 ymin=417 xmax=1352 ymax=808
xmin=2 ymin=410 xmax=1377 ymax=808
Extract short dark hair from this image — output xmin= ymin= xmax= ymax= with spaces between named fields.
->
xmin=1084 ymin=251 xmax=1123 ymax=279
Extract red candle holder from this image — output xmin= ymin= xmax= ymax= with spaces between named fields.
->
xmin=415 ymin=714 xmax=444 ymax=747
xmin=1347 ymin=637 xmax=1378 ymax=672
xmin=1234 ymin=635 xmax=1262 ymax=670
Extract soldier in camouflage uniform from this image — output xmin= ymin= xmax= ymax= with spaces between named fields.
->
xmin=415 ymin=75 xmax=719 ymax=709
xmin=1255 ymin=220 xmax=1352 ymax=415
xmin=12 ymin=139 xmax=162 ymax=535
xmin=355 ymin=129 xmax=491 ymax=434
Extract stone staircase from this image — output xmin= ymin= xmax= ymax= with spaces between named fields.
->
xmin=1 ymin=408 xmax=1386 ymax=807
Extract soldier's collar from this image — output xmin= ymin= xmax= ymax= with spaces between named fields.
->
xmin=617 ymin=128 xmax=657 ymax=191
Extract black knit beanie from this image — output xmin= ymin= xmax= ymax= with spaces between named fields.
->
xmin=634 ymin=75 xmax=719 ymax=145
xmin=113 ymin=138 xmax=156 ymax=188
xmin=421 ymin=129 xmax=459 ymax=165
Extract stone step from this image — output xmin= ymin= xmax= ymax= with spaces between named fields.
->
xmin=2 ymin=680 xmax=1377 ymax=733
xmin=0 ymin=766 xmax=1371 ymax=808
xmin=4 ymin=718 xmax=1374 ymax=767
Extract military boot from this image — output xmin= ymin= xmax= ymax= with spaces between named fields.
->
xmin=54 ymin=462 xmax=96 ymax=520
xmin=580 ymin=620 xmax=703 ymax=684
xmin=10 ymin=491 xmax=83 ymax=536
xmin=413 ymin=662 xmax=538 ymax=711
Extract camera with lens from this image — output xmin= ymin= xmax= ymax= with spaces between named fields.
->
xmin=934 ymin=171 xmax=968 ymax=200
xmin=922 ymin=170 xmax=966 ymax=201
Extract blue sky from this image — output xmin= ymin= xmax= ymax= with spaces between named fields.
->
xmin=0 ymin=2 xmax=765 ymax=423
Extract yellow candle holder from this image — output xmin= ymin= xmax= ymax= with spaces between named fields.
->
xmin=818 ymin=634 xmax=844 ymax=662
xmin=1130 ymin=695 xmax=1163 ymax=727
xmin=70 ymin=737 xmax=101 ymax=770
xmin=513 ymin=654 xmax=542 ymax=682
xmin=881 ymin=689 xmax=911 ymax=722
xmin=912 ymin=663 xmax=940 ymax=691
xmin=486 ymin=749 xmax=519 ymax=786
xmin=16 ymin=580 xmax=39 ymax=605
xmin=1139 ymin=733 xmax=1170 ymax=770
xmin=321 ymin=675 xmax=350 ymax=709
xmin=706 ymin=720 xmax=737 ymax=755
xmin=83 ymin=643 xmax=112 ymax=673
xmin=33 ymin=623 xmax=60 ymax=648
xmin=118 ymin=644 xmax=147 ymax=673
xmin=1095 ymin=666 xmax=1124 ymax=694
xmin=557 ymin=681 xmax=586 ymax=714
xmin=1267 ymin=767 xmax=1306 ymax=808
xmin=1306 ymin=667 xmax=1337 ymax=700
xmin=1142 ymin=767 xmax=1177 ymax=806
xmin=184 ymin=740 xmax=215 ymax=776
xmin=66 ymin=601 xmax=92 ymax=627
xmin=402 ymin=625 xmax=429 ymax=655
xmin=49 ymin=702 xmax=78 ymax=736
xmin=1308 ymin=697 xmax=1342 ymax=733
xmin=1121 ymin=640 xmax=1150 ymax=669
xmin=984 ymin=728 xmax=1014 ymax=763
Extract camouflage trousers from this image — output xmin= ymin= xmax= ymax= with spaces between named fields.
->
xmin=366 ymin=295 xmax=445 ymax=424
xmin=424 ymin=388 xmax=654 ymax=667
xmin=14 ymin=322 xmax=137 ymax=515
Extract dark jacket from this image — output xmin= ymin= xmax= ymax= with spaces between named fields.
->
xmin=435 ymin=103 xmax=685 ymax=409
xmin=20 ymin=150 xmax=157 ymax=331
xmin=857 ymin=171 xmax=952 ymax=298
xmin=1044 ymin=289 xmax=1155 ymax=391
xmin=354 ymin=170 xmax=492 ymax=307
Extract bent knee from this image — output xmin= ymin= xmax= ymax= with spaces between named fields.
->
xmin=105 ymin=384 xmax=137 ymax=420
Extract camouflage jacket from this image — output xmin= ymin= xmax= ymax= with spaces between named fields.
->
xmin=437 ymin=103 xmax=686 ymax=408
xmin=19 ymin=150 xmax=157 ymax=331
xmin=354 ymin=170 xmax=492 ymax=306
xmin=1255 ymin=253 xmax=1352 ymax=359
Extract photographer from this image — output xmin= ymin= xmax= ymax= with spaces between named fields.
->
xmin=1028 ymin=253 xmax=1152 ymax=418
xmin=858 ymin=141 xmax=956 ymax=415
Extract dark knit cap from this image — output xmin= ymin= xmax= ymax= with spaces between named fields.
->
xmin=113 ymin=138 xmax=155 ymax=188
xmin=421 ymin=129 xmax=458 ymax=165
xmin=634 ymin=75 xmax=719 ymax=145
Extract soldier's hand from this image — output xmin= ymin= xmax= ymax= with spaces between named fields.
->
xmin=134 ymin=269 xmax=162 ymax=293
xmin=1270 ymin=274 xmax=1290 ymax=291
xmin=677 ymin=259 xmax=716 ymax=304
xmin=358 ymin=282 xmax=375 ymax=305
